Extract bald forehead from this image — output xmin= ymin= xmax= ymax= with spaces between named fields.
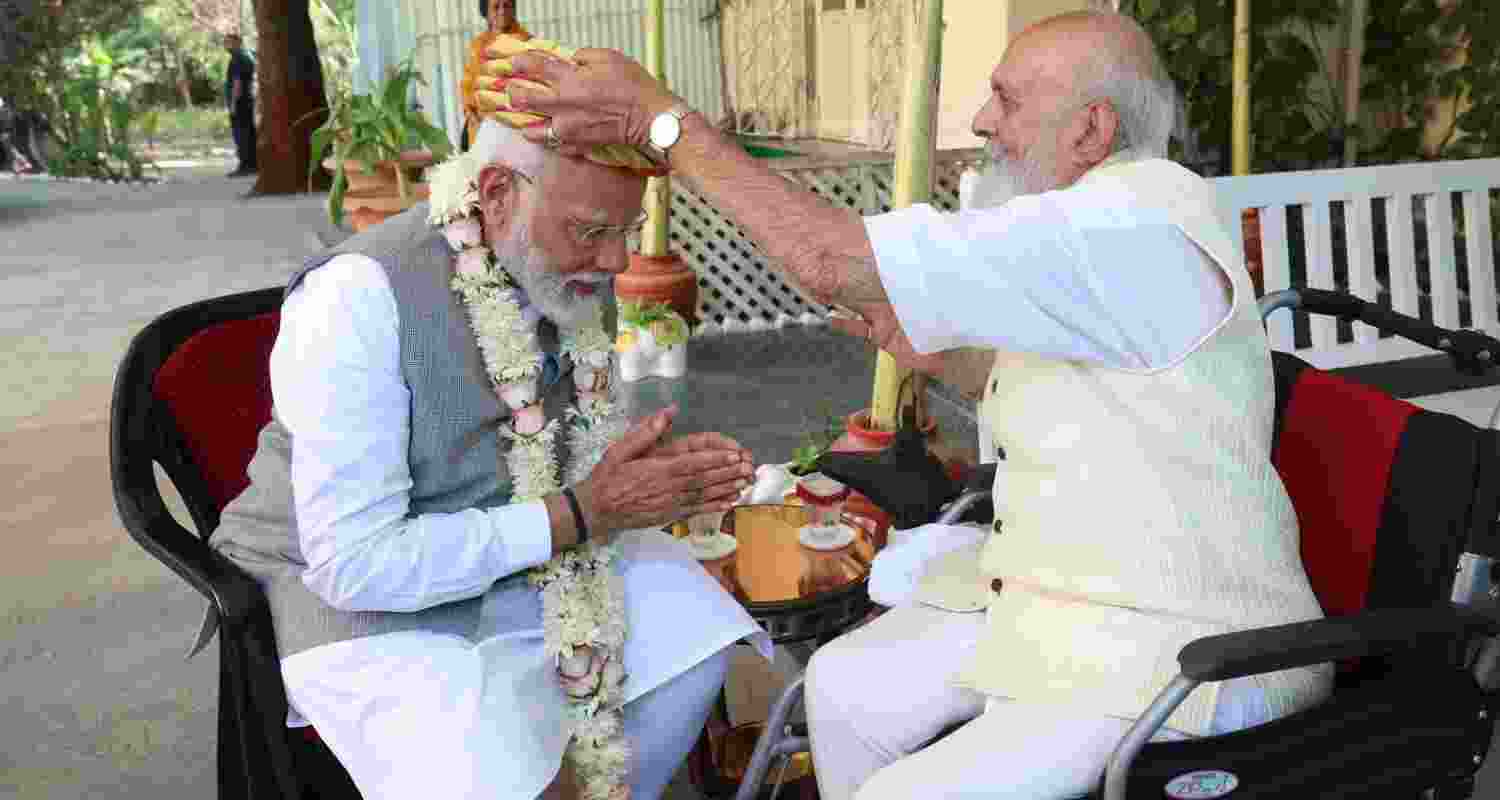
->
xmin=1016 ymin=12 xmax=1155 ymax=72
xmin=999 ymin=11 xmax=1156 ymax=91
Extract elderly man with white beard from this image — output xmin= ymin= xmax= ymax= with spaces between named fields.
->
xmin=199 ymin=109 xmax=774 ymax=800
xmin=501 ymin=8 xmax=1335 ymax=800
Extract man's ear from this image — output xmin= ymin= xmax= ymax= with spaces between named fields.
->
xmin=476 ymin=164 xmax=521 ymax=233
xmin=477 ymin=164 xmax=519 ymax=210
xmin=1069 ymin=101 xmax=1120 ymax=170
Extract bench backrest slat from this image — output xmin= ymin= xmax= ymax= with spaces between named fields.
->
xmin=1210 ymin=158 xmax=1500 ymax=369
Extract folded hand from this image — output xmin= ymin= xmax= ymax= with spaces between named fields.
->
xmin=576 ymin=405 xmax=755 ymax=539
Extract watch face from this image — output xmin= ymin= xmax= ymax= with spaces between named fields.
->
xmin=650 ymin=112 xmax=682 ymax=150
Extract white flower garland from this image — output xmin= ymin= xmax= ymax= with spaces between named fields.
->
xmin=431 ymin=152 xmax=633 ymax=800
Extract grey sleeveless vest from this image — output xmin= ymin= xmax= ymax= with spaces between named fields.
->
xmin=195 ymin=203 xmax=583 ymax=659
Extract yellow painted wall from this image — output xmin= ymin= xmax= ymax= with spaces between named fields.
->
xmin=936 ymin=0 xmax=1100 ymax=151
xmin=718 ymin=0 xmax=1108 ymax=150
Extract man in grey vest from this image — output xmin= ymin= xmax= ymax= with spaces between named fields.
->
xmin=198 ymin=117 xmax=772 ymax=799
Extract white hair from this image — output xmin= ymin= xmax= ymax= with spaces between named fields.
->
xmin=1065 ymin=11 xmax=1178 ymax=159
xmin=470 ymin=118 xmax=548 ymax=179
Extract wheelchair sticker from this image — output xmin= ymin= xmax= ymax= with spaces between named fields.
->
xmin=1164 ymin=770 xmax=1239 ymax=799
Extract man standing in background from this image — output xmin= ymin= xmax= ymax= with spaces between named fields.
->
xmin=224 ymin=32 xmax=257 ymax=178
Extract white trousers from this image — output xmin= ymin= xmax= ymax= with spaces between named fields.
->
xmin=280 ymin=530 xmax=770 ymax=800
xmin=804 ymin=603 xmax=1274 ymax=800
xmin=285 ymin=633 xmax=731 ymax=800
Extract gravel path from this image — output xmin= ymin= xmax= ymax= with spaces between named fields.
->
xmin=1 ymin=164 xmax=341 ymax=800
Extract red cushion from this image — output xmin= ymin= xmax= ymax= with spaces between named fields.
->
xmin=1272 ymin=368 xmax=1418 ymax=619
xmin=153 ymin=312 xmax=281 ymax=511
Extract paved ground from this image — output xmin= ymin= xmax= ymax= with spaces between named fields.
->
xmin=2 ymin=161 xmax=338 ymax=800
xmin=2 ymin=158 xmax=1498 ymax=800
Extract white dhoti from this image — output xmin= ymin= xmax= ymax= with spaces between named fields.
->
xmin=281 ymin=529 xmax=773 ymax=800
xmin=805 ymin=603 xmax=1276 ymax=800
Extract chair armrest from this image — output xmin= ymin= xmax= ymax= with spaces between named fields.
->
xmin=110 ymin=475 xmax=266 ymax=630
xmin=1177 ymin=603 xmax=1500 ymax=682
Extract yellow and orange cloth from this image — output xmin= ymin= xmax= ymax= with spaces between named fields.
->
xmin=460 ymin=26 xmax=666 ymax=176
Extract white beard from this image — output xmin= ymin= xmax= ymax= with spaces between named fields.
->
xmin=967 ymin=143 xmax=1060 ymax=210
xmin=490 ymin=224 xmax=606 ymax=331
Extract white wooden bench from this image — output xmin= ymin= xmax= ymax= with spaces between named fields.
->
xmin=1210 ymin=158 xmax=1500 ymax=370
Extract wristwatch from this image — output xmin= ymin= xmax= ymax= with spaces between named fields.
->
xmin=646 ymin=103 xmax=694 ymax=165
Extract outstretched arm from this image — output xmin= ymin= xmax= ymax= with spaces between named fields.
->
xmin=501 ymin=49 xmax=953 ymax=379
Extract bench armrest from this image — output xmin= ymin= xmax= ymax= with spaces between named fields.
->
xmin=1177 ymin=603 xmax=1500 ymax=682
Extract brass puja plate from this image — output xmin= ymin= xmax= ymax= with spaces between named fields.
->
xmin=695 ymin=504 xmax=884 ymax=606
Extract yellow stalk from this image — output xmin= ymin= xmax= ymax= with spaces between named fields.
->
xmin=1231 ymin=0 xmax=1252 ymax=176
xmin=642 ymin=0 xmax=671 ymax=258
xmin=870 ymin=0 xmax=943 ymax=431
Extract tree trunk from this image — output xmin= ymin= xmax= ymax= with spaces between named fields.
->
xmin=252 ymin=0 xmax=331 ymax=194
xmin=175 ymin=50 xmax=193 ymax=108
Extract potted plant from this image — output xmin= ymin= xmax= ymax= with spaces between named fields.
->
xmin=614 ymin=300 xmax=691 ymax=382
xmin=306 ymin=57 xmax=453 ymax=229
xmin=788 ymin=405 xmax=846 ymax=478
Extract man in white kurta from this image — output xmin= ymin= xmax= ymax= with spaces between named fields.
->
xmin=206 ymin=119 xmax=772 ymax=800
xmin=272 ymin=257 xmax=772 ymax=800
xmin=492 ymin=8 xmax=1333 ymax=800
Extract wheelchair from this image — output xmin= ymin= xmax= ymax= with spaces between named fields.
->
xmin=733 ymin=289 xmax=1500 ymax=800
xmin=110 ymin=287 xmax=1500 ymax=800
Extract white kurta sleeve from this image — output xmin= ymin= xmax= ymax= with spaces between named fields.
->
xmin=863 ymin=192 xmax=1233 ymax=372
xmin=273 ymin=253 xmax=554 ymax=613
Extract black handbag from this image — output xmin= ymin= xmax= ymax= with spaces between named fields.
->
xmin=815 ymin=372 xmax=985 ymax=529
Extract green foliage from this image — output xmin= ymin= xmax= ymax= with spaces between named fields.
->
xmin=310 ymin=0 xmax=359 ymax=102
xmin=618 ymin=301 xmax=690 ymax=348
xmin=45 ymin=67 xmax=152 ymax=181
xmin=133 ymin=106 xmax=231 ymax=145
xmin=1120 ymin=0 xmax=1499 ymax=173
xmin=1359 ymin=0 xmax=1500 ymax=163
xmin=306 ymin=58 xmax=454 ymax=225
xmin=0 ymin=0 xmax=145 ymax=111
xmin=138 ymin=108 xmax=163 ymax=146
xmin=789 ymin=402 xmax=846 ymax=477
xmin=1121 ymin=0 xmax=1342 ymax=174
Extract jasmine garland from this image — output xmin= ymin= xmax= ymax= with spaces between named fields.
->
xmin=430 ymin=150 xmax=634 ymax=800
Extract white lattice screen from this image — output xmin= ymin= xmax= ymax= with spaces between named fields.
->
xmin=673 ymin=149 xmax=986 ymax=336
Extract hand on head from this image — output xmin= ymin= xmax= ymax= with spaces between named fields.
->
xmin=574 ymin=404 xmax=755 ymax=541
xmin=496 ymin=48 xmax=679 ymax=156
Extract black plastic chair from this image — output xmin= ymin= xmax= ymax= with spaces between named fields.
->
xmin=735 ymin=290 xmax=1500 ymax=800
xmin=109 ymin=287 xmax=361 ymax=800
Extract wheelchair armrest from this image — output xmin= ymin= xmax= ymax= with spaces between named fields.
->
xmin=1177 ymin=603 xmax=1500 ymax=682
xmin=964 ymin=462 xmax=998 ymax=493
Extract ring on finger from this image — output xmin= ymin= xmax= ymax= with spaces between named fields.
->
xmin=545 ymin=121 xmax=562 ymax=150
